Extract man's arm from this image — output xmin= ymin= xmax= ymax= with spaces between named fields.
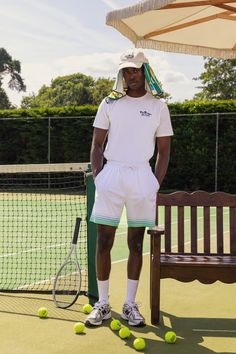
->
xmin=154 ymin=136 xmax=171 ymax=186
xmin=90 ymin=127 xmax=108 ymax=179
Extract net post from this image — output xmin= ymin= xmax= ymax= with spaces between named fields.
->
xmin=86 ymin=170 xmax=98 ymax=304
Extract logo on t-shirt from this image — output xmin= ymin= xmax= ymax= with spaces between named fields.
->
xmin=140 ymin=110 xmax=152 ymax=117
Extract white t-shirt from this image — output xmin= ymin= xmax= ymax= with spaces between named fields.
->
xmin=93 ymin=92 xmax=173 ymax=164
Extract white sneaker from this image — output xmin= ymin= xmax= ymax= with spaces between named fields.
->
xmin=121 ymin=302 xmax=145 ymax=327
xmin=85 ymin=301 xmax=111 ymax=326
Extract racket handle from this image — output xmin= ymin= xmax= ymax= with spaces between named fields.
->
xmin=72 ymin=217 xmax=82 ymax=244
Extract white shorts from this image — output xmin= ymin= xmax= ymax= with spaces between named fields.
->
xmin=90 ymin=161 xmax=159 ymax=228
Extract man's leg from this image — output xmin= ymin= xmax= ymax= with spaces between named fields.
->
xmin=121 ymin=227 xmax=146 ymax=327
xmin=96 ymin=224 xmax=116 ymax=302
xmin=127 ymin=227 xmax=145 ymax=280
xmin=85 ymin=224 xmax=116 ymax=326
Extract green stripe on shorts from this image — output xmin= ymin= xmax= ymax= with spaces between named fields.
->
xmin=127 ymin=220 xmax=155 ymax=228
xmin=90 ymin=215 xmax=120 ymax=227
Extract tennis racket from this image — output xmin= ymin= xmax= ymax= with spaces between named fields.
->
xmin=52 ymin=217 xmax=82 ymax=309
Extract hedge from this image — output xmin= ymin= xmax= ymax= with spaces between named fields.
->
xmin=1 ymin=100 xmax=236 ymax=118
xmin=0 ymin=100 xmax=236 ymax=192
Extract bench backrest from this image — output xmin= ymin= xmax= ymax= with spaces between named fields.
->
xmin=156 ymin=191 xmax=236 ymax=255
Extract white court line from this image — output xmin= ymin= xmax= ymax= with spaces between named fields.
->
xmin=0 ymin=240 xmax=86 ymax=259
xmin=15 ymin=278 xmax=55 ymax=290
xmin=0 ymin=243 xmax=67 ymax=258
xmin=15 ymin=268 xmax=86 ymax=290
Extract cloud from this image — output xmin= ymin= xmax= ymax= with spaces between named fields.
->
xmin=162 ymin=71 xmax=190 ymax=84
xmin=55 ymin=52 xmax=120 ymax=77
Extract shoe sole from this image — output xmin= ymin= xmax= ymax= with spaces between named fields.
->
xmin=121 ymin=313 xmax=146 ymax=327
xmin=85 ymin=312 xmax=111 ymax=327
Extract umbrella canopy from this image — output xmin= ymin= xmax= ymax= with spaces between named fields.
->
xmin=106 ymin=0 xmax=236 ymax=59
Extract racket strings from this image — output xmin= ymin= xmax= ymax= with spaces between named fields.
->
xmin=53 ymin=260 xmax=81 ymax=308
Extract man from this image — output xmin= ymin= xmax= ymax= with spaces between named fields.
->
xmin=86 ymin=49 xmax=173 ymax=327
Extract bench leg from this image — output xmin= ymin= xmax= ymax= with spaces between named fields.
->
xmin=150 ymin=233 xmax=161 ymax=325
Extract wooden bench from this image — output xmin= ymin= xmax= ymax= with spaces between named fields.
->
xmin=148 ymin=191 xmax=236 ymax=325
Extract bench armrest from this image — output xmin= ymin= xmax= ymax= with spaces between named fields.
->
xmin=147 ymin=226 xmax=165 ymax=236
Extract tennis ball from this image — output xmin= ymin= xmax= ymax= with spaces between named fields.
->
xmin=110 ymin=319 xmax=121 ymax=331
xmin=37 ymin=307 xmax=48 ymax=318
xmin=165 ymin=331 xmax=177 ymax=343
xmin=82 ymin=303 xmax=93 ymax=314
xmin=119 ymin=326 xmax=131 ymax=339
xmin=133 ymin=338 xmax=146 ymax=351
xmin=73 ymin=322 xmax=85 ymax=334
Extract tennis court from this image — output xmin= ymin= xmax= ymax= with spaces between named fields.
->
xmin=0 ymin=166 xmax=235 ymax=354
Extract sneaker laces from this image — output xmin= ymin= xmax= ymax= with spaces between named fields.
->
xmin=94 ymin=301 xmax=110 ymax=309
xmin=126 ymin=302 xmax=143 ymax=319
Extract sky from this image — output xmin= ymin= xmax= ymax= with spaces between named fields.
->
xmin=1 ymin=0 xmax=205 ymax=107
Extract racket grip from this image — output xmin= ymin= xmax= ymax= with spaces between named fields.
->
xmin=72 ymin=217 xmax=82 ymax=244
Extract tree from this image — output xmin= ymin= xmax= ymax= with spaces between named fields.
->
xmin=193 ymin=58 xmax=236 ymax=100
xmin=0 ymin=48 xmax=26 ymax=108
xmin=0 ymin=87 xmax=12 ymax=109
xmin=21 ymin=73 xmax=115 ymax=108
xmin=91 ymin=77 xmax=115 ymax=105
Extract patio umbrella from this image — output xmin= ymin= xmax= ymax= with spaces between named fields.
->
xmin=106 ymin=0 xmax=236 ymax=59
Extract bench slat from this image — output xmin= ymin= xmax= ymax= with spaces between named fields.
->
xmin=178 ymin=206 xmax=184 ymax=252
xmin=165 ymin=206 xmax=171 ymax=252
xmin=191 ymin=206 xmax=197 ymax=253
xmin=204 ymin=206 xmax=210 ymax=253
xmin=217 ymin=206 xmax=224 ymax=253
xmin=230 ymin=207 xmax=236 ymax=254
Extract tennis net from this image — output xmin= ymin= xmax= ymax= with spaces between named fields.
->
xmin=0 ymin=163 xmax=89 ymax=295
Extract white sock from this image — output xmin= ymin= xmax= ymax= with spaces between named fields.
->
xmin=97 ymin=279 xmax=109 ymax=304
xmin=125 ymin=279 xmax=139 ymax=304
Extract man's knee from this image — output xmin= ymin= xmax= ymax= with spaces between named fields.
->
xmin=96 ymin=224 xmax=116 ymax=253
xmin=128 ymin=227 xmax=145 ymax=254
xmin=129 ymin=241 xmax=143 ymax=254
